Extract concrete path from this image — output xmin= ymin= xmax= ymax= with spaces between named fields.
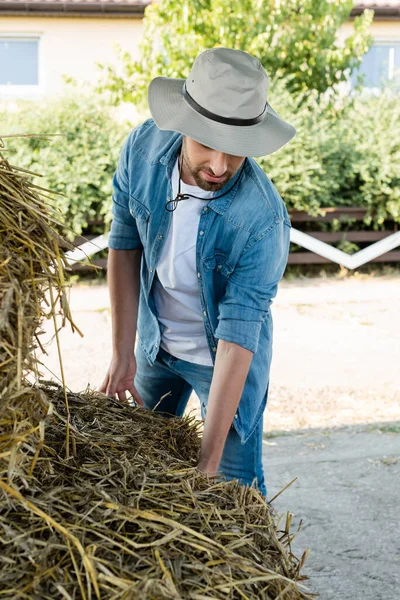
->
xmin=36 ymin=275 xmax=400 ymax=431
xmin=271 ymin=275 xmax=400 ymax=390
xmin=264 ymin=425 xmax=400 ymax=600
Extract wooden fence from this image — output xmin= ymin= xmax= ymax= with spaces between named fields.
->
xmin=67 ymin=207 xmax=400 ymax=272
xmin=288 ymin=207 xmax=400 ymax=265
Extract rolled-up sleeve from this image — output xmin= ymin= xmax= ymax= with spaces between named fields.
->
xmin=108 ymin=132 xmax=143 ymax=251
xmin=215 ymin=220 xmax=291 ymax=353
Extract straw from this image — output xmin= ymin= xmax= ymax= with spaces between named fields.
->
xmin=0 ymin=135 xmax=77 ymax=399
xmin=0 ymin=386 xmax=314 ymax=599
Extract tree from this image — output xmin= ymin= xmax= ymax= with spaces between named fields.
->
xmin=97 ymin=0 xmax=373 ymax=107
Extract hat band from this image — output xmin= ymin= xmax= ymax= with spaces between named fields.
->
xmin=183 ymin=84 xmax=266 ymax=127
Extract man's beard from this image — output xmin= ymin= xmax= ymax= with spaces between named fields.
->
xmin=181 ymin=143 xmax=234 ymax=192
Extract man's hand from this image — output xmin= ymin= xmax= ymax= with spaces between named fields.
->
xmin=99 ymin=354 xmax=144 ymax=406
xmin=196 ymin=458 xmax=218 ymax=477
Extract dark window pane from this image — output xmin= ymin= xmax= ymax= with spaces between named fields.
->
xmin=0 ymin=40 xmax=39 ymax=85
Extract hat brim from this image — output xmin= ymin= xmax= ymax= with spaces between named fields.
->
xmin=148 ymin=77 xmax=296 ymax=158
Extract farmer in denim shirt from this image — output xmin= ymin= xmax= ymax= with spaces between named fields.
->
xmin=100 ymin=48 xmax=295 ymax=497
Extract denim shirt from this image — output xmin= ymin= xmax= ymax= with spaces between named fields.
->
xmin=108 ymin=119 xmax=291 ymax=444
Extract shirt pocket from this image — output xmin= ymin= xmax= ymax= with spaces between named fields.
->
xmin=129 ymin=195 xmax=151 ymax=244
xmin=203 ymin=252 xmax=235 ymax=301
xmin=203 ymin=252 xmax=234 ymax=278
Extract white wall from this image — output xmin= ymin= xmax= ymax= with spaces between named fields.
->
xmin=0 ymin=16 xmax=144 ymax=99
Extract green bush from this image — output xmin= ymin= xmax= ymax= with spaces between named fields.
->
xmin=97 ymin=0 xmax=373 ymax=107
xmin=1 ymin=87 xmax=398 ymax=243
xmin=261 ymin=87 xmax=400 ymax=227
xmin=0 ymin=94 xmax=129 ymax=239
xmin=342 ymin=91 xmax=400 ymax=226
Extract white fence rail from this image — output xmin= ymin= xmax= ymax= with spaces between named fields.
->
xmin=65 ymin=229 xmax=400 ymax=270
xmin=290 ymin=228 xmax=400 ymax=269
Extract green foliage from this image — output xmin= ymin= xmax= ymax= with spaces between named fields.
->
xmin=94 ymin=0 xmax=399 ymax=227
xmin=97 ymin=0 xmax=373 ymax=107
xmin=260 ymin=85 xmax=400 ymax=226
xmin=336 ymin=239 xmax=360 ymax=255
xmin=0 ymin=88 xmax=398 ymax=246
xmin=0 ymin=94 xmax=128 ymax=238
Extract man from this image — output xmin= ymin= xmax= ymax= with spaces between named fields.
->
xmin=99 ymin=47 xmax=295 ymax=497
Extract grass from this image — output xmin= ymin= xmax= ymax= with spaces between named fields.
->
xmin=375 ymin=424 xmax=400 ymax=434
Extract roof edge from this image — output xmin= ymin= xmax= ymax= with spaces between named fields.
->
xmin=351 ymin=5 xmax=400 ymax=19
xmin=0 ymin=2 xmax=148 ymax=16
xmin=1 ymin=3 xmax=399 ymax=20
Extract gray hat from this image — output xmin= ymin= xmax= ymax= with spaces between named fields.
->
xmin=148 ymin=47 xmax=296 ymax=158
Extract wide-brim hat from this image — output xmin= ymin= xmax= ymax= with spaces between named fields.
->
xmin=148 ymin=47 xmax=296 ymax=158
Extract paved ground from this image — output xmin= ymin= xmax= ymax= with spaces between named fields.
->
xmin=36 ymin=275 xmax=400 ymax=431
xmin=267 ymin=275 xmax=400 ymax=432
xmin=35 ymin=274 xmax=400 ymax=599
xmin=265 ymin=425 xmax=400 ymax=600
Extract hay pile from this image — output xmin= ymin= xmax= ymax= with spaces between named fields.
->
xmin=0 ymin=136 xmax=314 ymax=599
xmin=0 ymin=134 xmax=77 ymax=398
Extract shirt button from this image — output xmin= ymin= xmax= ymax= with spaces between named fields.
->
xmin=150 ymin=268 xmax=153 ymax=273
xmin=217 ymin=265 xmax=222 ymax=270
xmin=155 ymin=343 xmax=158 ymax=348
xmin=158 ymin=234 xmax=163 ymax=240
xmin=203 ymin=207 xmax=208 ymax=212
xmin=199 ymin=231 xmax=204 ymax=236
xmin=197 ymin=272 xmax=201 ymax=278
xmin=234 ymin=414 xmax=238 ymax=420
xmin=203 ymin=311 xmax=207 ymax=317
xmin=212 ymin=347 xmax=217 ymax=352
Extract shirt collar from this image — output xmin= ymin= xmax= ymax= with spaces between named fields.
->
xmin=207 ymin=161 xmax=247 ymax=215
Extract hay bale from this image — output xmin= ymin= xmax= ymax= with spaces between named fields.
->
xmin=0 ymin=386 xmax=313 ymax=599
xmin=0 ymin=135 xmax=75 ymax=398
xmin=0 ymin=135 xmax=314 ymax=599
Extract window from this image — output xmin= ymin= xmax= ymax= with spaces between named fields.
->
xmin=351 ymin=42 xmax=400 ymax=89
xmin=0 ymin=37 xmax=39 ymax=86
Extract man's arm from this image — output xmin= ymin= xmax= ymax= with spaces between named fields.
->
xmin=98 ymin=249 xmax=144 ymax=404
xmin=197 ymin=340 xmax=252 ymax=474
xmin=108 ymin=248 xmax=142 ymax=359
xmin=99 ymin=128 xmax=145 ymax=403
xmin=197 ymin=220 xmax=291 ymax=472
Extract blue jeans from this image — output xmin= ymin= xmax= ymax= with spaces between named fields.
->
xmin=134 ymin=341 xmax=266 ymax=496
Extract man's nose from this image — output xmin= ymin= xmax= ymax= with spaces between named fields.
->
xmin=209 ymin=152 xmax=228 ymax=176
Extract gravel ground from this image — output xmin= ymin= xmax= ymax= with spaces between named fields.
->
xmin=265 ymin=274 xmax=400 ymax=432
xmin=265 ymin=425 xmax=400 ymax=600
xmin=36 ymin=274 xmax=400 ymax=430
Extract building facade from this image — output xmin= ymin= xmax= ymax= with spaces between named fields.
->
xmin=0 ymin=0 xmax=148 ymax=98
xmin=0 ymin=1 xmax=399 ymax=100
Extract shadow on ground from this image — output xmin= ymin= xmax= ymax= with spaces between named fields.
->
xmin=263 ymin=422 xmax=400 ymax=600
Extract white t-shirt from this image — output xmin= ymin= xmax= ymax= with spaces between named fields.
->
xmin=153 ymin=159 xmax=214 ymax=366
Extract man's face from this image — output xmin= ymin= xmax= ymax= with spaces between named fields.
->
xmin=181 ymin=137 xmax=245 ymax=192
